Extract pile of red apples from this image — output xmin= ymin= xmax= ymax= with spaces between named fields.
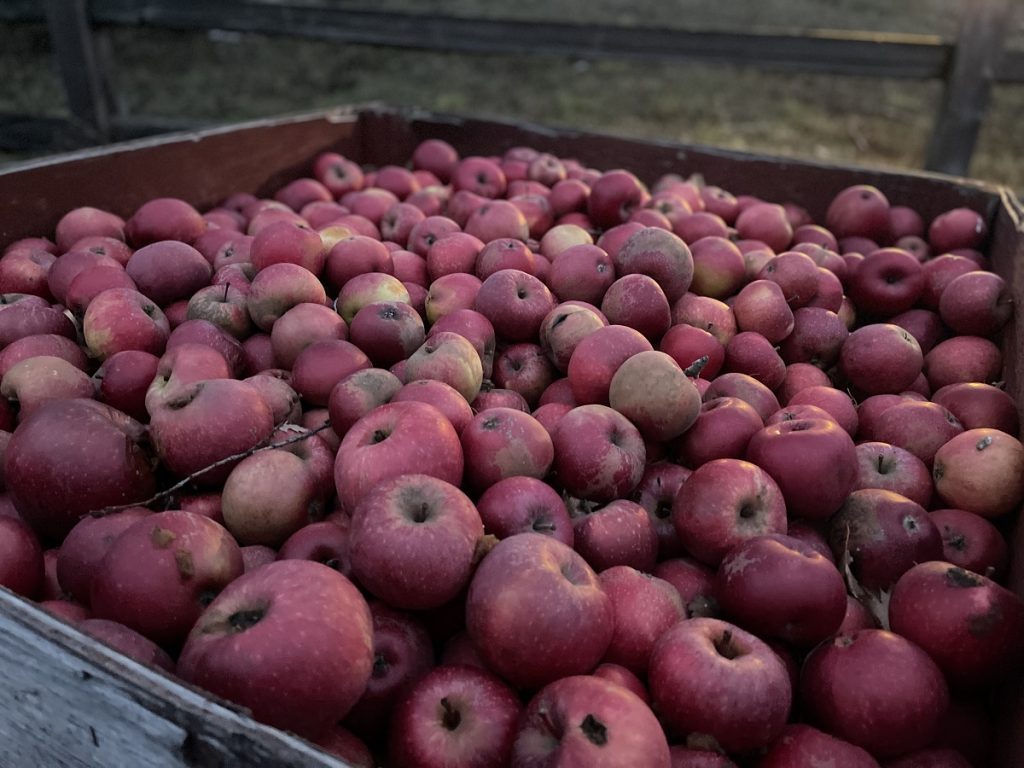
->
xmin=1 ymin=135 xmax=1023 ymax=768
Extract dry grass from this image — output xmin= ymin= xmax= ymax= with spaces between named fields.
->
xmin=1 ymin=3 xmax=1022 ymax=191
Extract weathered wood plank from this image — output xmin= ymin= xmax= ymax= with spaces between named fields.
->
xmin=0 ymin=588 xmax=351 ymax=767
xmin=925 ymin=0 xmax=1014 ymax=175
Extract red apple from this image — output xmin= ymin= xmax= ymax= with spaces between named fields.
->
xmin=924 ymin=336 xmax=1002 ymax=390
xmin=56 ymin=506 xmax=153 ymax=604
xmin=758 ymin=724 xmax=879 ymax=768
xmin=598 ymin=566 xmax=685 ymax=674
xmin=825 ymin=185 xmax=891 ymax=243
xmin=476 ymin=475 xmax=573 ymax=547
xmin=840 ymin=323 xmax=923 ymax=396
xmin=930 ymin=508 xmax=1008 ymax=578
xmin=552 ymin=405 xmax=646 ymax=503
xmin=613 ymin=227 xmax=694 ymax=302
xmin=0 ymin=514 xmax=43 ymax=598
xmin=571 ymin=498 xmax=658 ymax=572
xmin=588 ymin=169 xmax=650 ymax=229
xmin=568 ymin=324 xmax=653 ymax=405
xmin=848 ymin=248 xmax=923 ymax=318
xmin=853 ymin=442 xmax=933 ymax=507
xmin=461 ymin=408 xmax=554 ymax=491
xmin=125 ymin=197 xmax=205 ymax=246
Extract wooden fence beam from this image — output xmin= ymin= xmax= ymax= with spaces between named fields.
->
xmin=925 ymin=0 xmax=1014 ymax=175
xmin=42 ymin=0 xmax=112 ymax=140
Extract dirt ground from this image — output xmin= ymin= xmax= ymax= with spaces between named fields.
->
xmin=1 ymin=2 xmax=1022 ymax=190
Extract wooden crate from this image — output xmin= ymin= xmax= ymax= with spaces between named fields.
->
xmin=0 ymin=104 xmax=1021 ymax=766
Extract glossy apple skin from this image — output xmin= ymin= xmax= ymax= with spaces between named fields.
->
xmin=350 ymin=474 xmax=482 ymax=610
xmin=828 ymin=489 xmax=942 ymax=591
xmin=588 ymin=169 xmax=650 ymax=230
xmin=466 ymin=533 xmax=613 ymax=690
xmin=848 ymin=247 xmax=923 ymax=318
xmin=552 ymin=405 xmax=646 ymax=503
xmin=715 ymin=533 xmax=846 ymax=646
xmin=178 ymin=560 xmax=373 ymax=738
xmin=825 ymin=185 xmax=891 ymax=243
xmin=6 ymin=399 xmax=156 ymax=540
xmin=889 ymin=561 xmax=1024 ymax=689
xmin=125 ymin=240 xmax=212 ymax=307
xmin=512 ymin=675 xmax=671 ymax=768
xmin=89 ymin=510 xmax=244 ymax=648
xmin=649 ymin=617 xmax=791 ymax=754
xmin=758 ymin=724 xmax=879 ymax=768
xmin=334 ymin=400 xmax=464 ymax=514
xmin=932 ymin=428 xmax=1024 ymax=518
xmin=672 ymin=459 xmax=786 ymax=566
xmin=873 ymin=400 xmax=963 ymax=467
xmin=932 ymin=382 xmax=1019 ymax=434
xmin=388 ymin=664 xmax=521 ymax=768
xmin=746 ymin=418 xmax=857 ymax=521
xmin=801 ymin=629 xmax=949 ymax=759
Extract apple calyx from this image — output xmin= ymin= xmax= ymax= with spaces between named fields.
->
xmin=580 ymin=713 xmax=608 ymax=746
xmin=440 ymin=697 xmax=462 ymax=731
xmin=227 ymin=606 xmax=266 ymax=633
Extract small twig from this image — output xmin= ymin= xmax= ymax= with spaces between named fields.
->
xmin=87 ymin=420 xmax=334 ymax=519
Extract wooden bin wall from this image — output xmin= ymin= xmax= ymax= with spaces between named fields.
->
xmin=0 ymin=104 xmax=1022 ymax=766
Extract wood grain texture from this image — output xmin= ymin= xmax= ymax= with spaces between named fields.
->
xmin=0 ymin=589 xmax=351 ymax=767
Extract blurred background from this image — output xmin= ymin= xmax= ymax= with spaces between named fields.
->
xmin=1 ymin=0 xmax=1022 ymax=190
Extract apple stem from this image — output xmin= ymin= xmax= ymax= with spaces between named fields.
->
xmin=683 ymin=355 xmax=710 ymax=378
xmin=87 ymin=420 xmax=336 ymax=518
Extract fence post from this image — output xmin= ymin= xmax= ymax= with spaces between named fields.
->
xmin=43 ymin=0 xmax=112 ymax=141
xmin=924 ymin=0 xmax=1012 ymax=176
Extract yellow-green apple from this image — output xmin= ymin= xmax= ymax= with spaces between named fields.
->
xmin=539 ymin=222 xmax=592 ymax=260
xmin=466 ymin=533 xmax=613 ymax=689
xmin=649 ymin=618 xmax=791 ymax=753
xmin=350 ymin=474 xmax=482 ymax=610
xmin=6 ymin=399 xmax=155 ymax=538
xmin=932 ymin=428 xmax=1024 ymax=517
xmin=404 ymin=331 xmax=483 ymax=403
xmin=746 ymin=418 xmax=857 ymax=521
xmin=801 ymin=629 xmax=948 ymax=758
xmin=828 ymin=489 xmax=941 ymax=590
xmin=512 ymin=674 xmax=670 ymax=767
xmin=553 ymin=404 xmax=646 ymax=502
xmin=609 ymin=350 xmax=700 ymax=441
xmin=178 ymin=560 xmax=373 ymax=737
xmin=89 ymin=510 xmax=243 ymax=647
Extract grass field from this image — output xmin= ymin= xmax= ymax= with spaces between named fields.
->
xmin=1 ymin=1 xmax=1022 ymax=190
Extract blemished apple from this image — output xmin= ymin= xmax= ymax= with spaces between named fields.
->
xmin=672 ymin=458 xmax=786 ymax=566
xmin=649 ymin=617 xmax=791 ymax=754
xmin=930 ymin=507 xmax=1009 ymax=578
xmin=613 ymin=226 xmax=694 ymax=302
xmin=567 ymin=323 xmax=653 ymax=405
xmin=404 ymin=330 xmax=484 ymax=403
xmin=178 ymin=560 xmax=373 ymax=738
xmin=800 ymin=629 xmax=949 ymax=758
xmin=889 ymin=561 xmax=1024 ymax=689
xmin=6 ymin=399 xmax=156 ymax=539
xmin=932 ymin=428 xmax=1024 ymax=517
xmin=828 ymin=489 xmax=942 ymax=591
xmin=89 ymin=510 xmax=244 ymax=648
xmin=56 ymin=505 xmax=153 ymax=604
xmin=540 ymin=301 xmax=609 ymax=373
xmin=714 ymin=533 xmax=846 ymax=646
xmin=82 ymin=287 xmax=171 ymax=360
xmin=388 ymin=664 xmax=522 ymax=768
xmin=465 ymin=533 xmax=613 ymax=689
xmin=461 ymin=407 xmax=554 ymax=491
xmin=511 ymin=675 xmax=671 ymax=768
xmin=608 ymin=350 xmax=701 ymax=441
